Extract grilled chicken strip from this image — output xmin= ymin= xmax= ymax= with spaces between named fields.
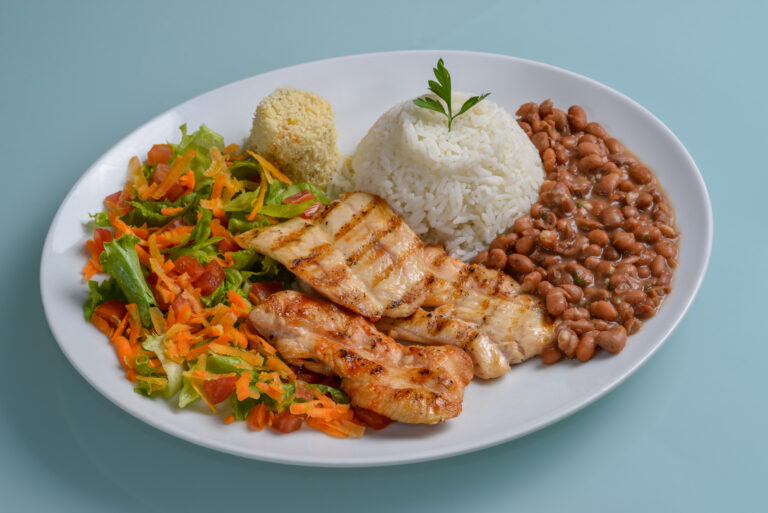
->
xmin=380 ymin=246 xmax=555 ymax=375
xmin=377 ymin=305 xmax=510 ymax=379
xmin=236 ymin=192 xmax=428 ymax=321
xmin=249 ymin=290 xmax=473 ymax=424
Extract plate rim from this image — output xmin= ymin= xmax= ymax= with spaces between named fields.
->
xmin=40 ymin=49 xmax=713 ymax=467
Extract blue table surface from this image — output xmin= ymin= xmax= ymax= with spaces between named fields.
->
xmin=2 ymin=1 xmax=766 ymax=511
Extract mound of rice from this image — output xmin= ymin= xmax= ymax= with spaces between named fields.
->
xmin=332 ymin=93 xmax=544 ymax=261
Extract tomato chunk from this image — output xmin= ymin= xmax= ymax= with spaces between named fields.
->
xmin=246 ymin=403 xmax=269 ymax=431
xmin=104 ymin=190 xmax=133 ymax=214
xmin=194 ymin=260 xmax=225 ymax=296
xmin=300 ymin=201 xmax=323 ymax=219
xmin=269 ymin=410 xmax=303 ymax=434
xmin=284 ymin=190 xmax=315 ymax=204
xmin=93 ymin=228 xmax=113 ymax=255
xmin=147 ymin=144 xmax=173 ymax=166
xmin=203 ymin=376 xmax=237 ymax=404
xmin=173 ymin=255 xmax=205 ymax=281
xmin=353 ymin=408 xmax=392 ymax=431
xmin=248 ymin=281 xmax=283 ymax=303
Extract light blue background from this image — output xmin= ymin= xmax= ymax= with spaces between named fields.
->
xmin=2 ymin=1 xmax=766 ymax=511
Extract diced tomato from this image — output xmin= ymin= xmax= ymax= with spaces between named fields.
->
xmin=147 ymin=144 xmax=173 ymax=166
xmin=269 ymin=410 xmax=303 ymax=434
xmin=92 ymin=228 xmax=113 ymax=256
xmin=246 ymin=403 xmax=269 ymax=431
xmin=151 ymin=163 xmax=186 ymax=201
xmin=217 ymin=238 xmax=241 ymax=253
xmin=353 ymin=408 xmax=392 ymax=431
xmin=294 ymin=380 xmax=314 ymax=401
xmin=92 ymin=299 xmax=127 ymax=328
xmin=300 ymin=201 xmax=323 ymax=219
xmin=284 ymin=190 xmax=315 ymax=204
xmin=248 ymin=281 xmax=283 ymax=303
xmin=194 ymin=260 xmax=225 ymax=296
xmin=173 ymin=255 xmax=205 ymax=281
xmin=147 ymin=273 xmax=171 ymax=310
xmin=104 ymin=190 xmax=133 ymax=214
xmin=171 ymin=293 xmax=199 ymax=319
xmin=203 ymin=376 xmax=237 ymax=404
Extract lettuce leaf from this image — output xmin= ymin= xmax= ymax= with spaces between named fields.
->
xmin=142 ymin=334 xmax=183 ymax=399
xmin=222 ymin=190 xmax=260 ymax=213
xmin=171 ymin=124 xmax=224 ymax=190
xmin=122 ymin=193 xmax=197 ymax=227
xmin=226 ymin=212 xmax=272 ymax=234
xmin=231 ymin=395 xmax=261 ymax=421
xmin=99 ymin=235 xmax=155 ymax=327
xmin=206 ymin=353 xmax=244 ymax=374
xmin=310 ymin=384 xmax=349 ymax=404
xmin=257 ymin=200 xmax=316 ymax=219
xmin=83 ymin=278 xmax=127 ymax=321
xmin=89 ymin=211 xmax=111 ymax=228
xmin=167 ymin=208 xmax=222 ymax=263
xmin=266 ymin=182 xmax=330 ymax=206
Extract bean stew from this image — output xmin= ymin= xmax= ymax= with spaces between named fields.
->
xmin=472 ymin=100 xmax=679 ymax=364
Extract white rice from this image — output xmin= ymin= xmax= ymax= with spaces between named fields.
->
xmin=329 ymin=93 xmax=544 ymax=261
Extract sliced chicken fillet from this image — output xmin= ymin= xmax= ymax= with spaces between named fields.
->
xmin=236 ymin=192 xmax=428 ymax=320
xmin=249 ymin=290 xmax=473 ymax=424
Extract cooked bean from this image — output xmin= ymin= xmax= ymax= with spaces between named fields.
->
xmin=585 ymin=122 xmax=607 ymax=139
xmin=579 ymin=134 xmax=598 ymax=144
xmin=568 ymin=105 xmax=588 ymax=131
xmin=623 ymin=217 xmax=641 ymax=232
xmin=554 ymin=145 xmax=569 ymax=164
xmin=612 ymin=231 xmax=635 ymax=252
xmin=619 ymin=179 xmax=635 ymax=192
xmin=578 ymin=154 xmax=604 ymax=173
xmin=560 ymin=135 xmax=578 ymax=149
xmin=521 ymin=271 xmax=543 ymax=293
xmin=472 ymin=250 xmax=489 ymax=265
xmin=624 ymin=318 xmax=642 ymax=335
xmin=602 ymin=245 xmax=620 ymax=261
xmin=587 ymin=229 xmax=610 ymax=246
xmin=609 ymin=153 xmax=638 ymax=167
xmin=634 ymin=302 xmax=656 ymax=319
xmin=590 ymin=300 xmax=618 ymax=321
xmin=546 ymin=289 xmax=568 ymax=316
xmin=622 ymin=205 xmax=639 ymax=218
xmin=542 ymin=147 xmax=556 ymax=172
xmin=623 ymin=289 xmax=646 ymax=305
xmin=581 ymin=244 xmax=602 ymax=258
xmin=605 ymin=137 xmax=623 ymax=154
xmin=532 ymin=132 xmax=550 ymax=152
xmin=616 ymin=301 xmax=634 ymax=322
xmin=487 ymin=248 xmax=507 ymax=269
xmin=515 ymin=235 xmax=537 ymax=255
xmin=576 ymin=331 xmax=598 ymax=362
xmin=659 ymin=224 xmax=678 ymax=238
xmin=514 ymin=216 xmax=533 ymax=233
xmin=561 ymin=284 xmax=584 ymax=303
xmin=518 ymin=120 xmax=532 ymax=134
xmin=594 ymin=173 xmax=620 ymax=196
xmin=596 ymin=326 xmax=627 ymax=354
xmin=537 ymin=280 xmax=554 ymax=296
xmin=566 ymin=319 xmax=595 ymax=334
xmin=595 ymin=260 xmax=615 ymax=276
xmin=577 ymin=141 xmax=602 ymax=157
xmin=634 ymin=225 xmax=661 ymax=243
xmin=601 ymin=205 xmax=624 ymax=228
xmin=637 ymin=266 xmax=651 ymax=279
xmin=629 ymin=165 xmax=653 ymax=185
xmin=508 ymin=254 xmax=535 ymax=274
xmin=557 ymin=327 xmax=579 ymax=357
xmin=636 ymin=192 xmax=654 ymax=208
xmin=540 ymin=345 xmax=564 ymax=365
xmin=563 ymin=307 xmax=590 ymax=321
xmin=655 ymin=240 xmax=677 ymax=259
xmin=539 ymin=99 xmax=553 ymax=118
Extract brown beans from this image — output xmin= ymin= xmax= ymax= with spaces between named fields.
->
xmin=546 ymin=289 xmax=568 ymax=316
xmin=563 ymin=307 xmax=590 ymax=321
xmin=612 ymin=231 xmax=636 ymax=252
xmin=636 ymin=192 xmax=654 ymax=208
xmin=471 ymin=250 xmax=489 ymax=265
xmin=587 ymin=229 xmax=610 ymax=246
xmin=487 ymin=248 xmax=507 ymax=269
xmin=623 ymin=289 xmax=647 ymax=305
xmin=594 ymin=173 xmax=620 ymax=196
xmin=596 ymin=326 xmax=627 ymax=354
xmin=515 ymin=235 xmax=537 ymax=255
xmin=576 ymin=331 xmax=598 ymax=362
xmin=577 ymin=141 xmax=602 ymax=157
xmin=489 ymin=233 xmax=517 ymax=252
xmin=532 ymin=132 xmax=550 ymax=152
xmin=651 ymin=255 xmax=667 ymax=276
xmin=605 ymin=137 xmax=623 ymax=154
xmin=601 ymin=205 xmax=624 ymax=228
xmin=561 ymin=284 xmax=583 ymax=303
xmin=581 ymin=244 xmax=602 ymax=258
xmin=557 ymin=327 xmax=579 ymax=357
xmin=590 ymin=300 xmax=618 ymax=321
xmin=568 ymin=105 xmax=588 ymax=131
xmin=508 ymin=254 xmax=535 ymax=274
xmin=542 ymin=147 xmax=556 ymax=172
xmin=655 ymin=240 xmax=677 ymax=260
xmin=555 ymin=145 xmax=569 ymax=164
xmin=540 ymin=345 xmax=564 ymax=365
xmin=521 ymin=271 xmax=543 ymax=293
xmin=578 ymin=154 xmax=604 ymax=174
xmin=629 ymin=165 xmax=653 ymax=185
xmin=584 ymin=122 xmax=607 ymax=139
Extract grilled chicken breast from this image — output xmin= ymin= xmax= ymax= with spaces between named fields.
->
xmin=249 ymin=290 xmax=473 ymax=424
xmin=236 ymin=192 xmax=428 ymax=321
xmin=380 ymin=246 xmax=555 ymax=377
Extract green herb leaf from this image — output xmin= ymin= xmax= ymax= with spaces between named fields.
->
xmin=413 ymin=58 xmax=490 ymax=131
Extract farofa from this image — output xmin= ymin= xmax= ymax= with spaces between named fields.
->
xmin=246 ymin=87 xmax=339 ymax=188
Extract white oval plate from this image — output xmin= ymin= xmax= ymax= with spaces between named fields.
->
xmin=41 ymin=50 xmax=712 ymax=467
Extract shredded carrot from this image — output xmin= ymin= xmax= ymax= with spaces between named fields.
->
xmin=246 ymin=180 xmax=267 ymax=221
xmin=248 ymin=151 xmax=292 ymax=185
xmin=236 ymin=371 xmax=252 ymax=401
xmin=189 ymin=379 xmax=217 ymax=414
xmin=223 ymin=414 xmax=235 ymax=425
xmin=256 ymin=382 xmax=284 ymax=402
xmin=125 ymin=303 xmax=141 ymax=346
xmin=178 ymin=169 xmax=195 ymax=190
xmin=151 ymin=151 xmax=195 ymax=200
xmin=207 ymin=343 xmax=264 ymax=367
xmin=112 ymin=335 xmax=134 ymax=370
xmin=128 ymin=156 xmax=150 ymax=198
xmin=160 ymin=206 xmax=184 ymax=216
xmin=306 ymin=417 xmax=365 ymax=438
xmin=247 ymin=403 xmax=269 ymax=430
xmin=186 ymin=342 xmax=211 ymax=361
xmin=265 ymin=356 xmax=296 ymax=380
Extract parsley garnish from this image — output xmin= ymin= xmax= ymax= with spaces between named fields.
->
xmin=413 ymin=58 xmax=490 ymax=131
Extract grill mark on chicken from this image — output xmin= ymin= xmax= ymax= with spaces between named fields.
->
xmin=330 ymin=196 xmax=381 ymax=241
xmin=289 ymin=243 xmax=336 ymax=271
xmin=270 ymin=221 xmax=315 ymax=252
